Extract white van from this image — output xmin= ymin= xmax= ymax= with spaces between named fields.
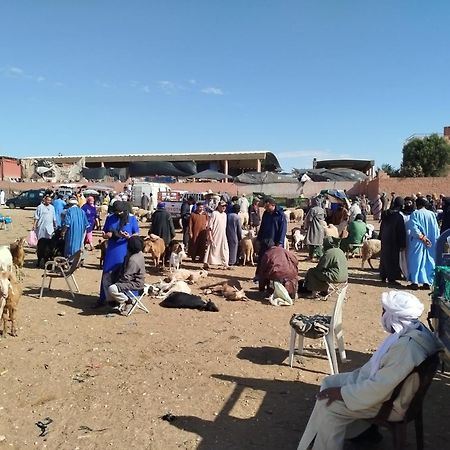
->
xmin=131 ymin=182 xmax=171 ymax=210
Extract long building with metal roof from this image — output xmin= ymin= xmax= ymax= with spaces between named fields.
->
xmin=21 ymin=150 xmax=281 ymax=178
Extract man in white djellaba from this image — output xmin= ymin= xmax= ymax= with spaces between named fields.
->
xmin=297 ymin=291 xmax=440 ymax=450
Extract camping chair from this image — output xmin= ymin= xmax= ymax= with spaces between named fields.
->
xmin=289 ymin=283 xmax=348 ymax=374
xmin=368 ymin=351 xmax=440 ymax=450
xmin=39 ymin=251 xmax=82 ymax=299
xmin=124 ymin=288 xmax=149 ymax=316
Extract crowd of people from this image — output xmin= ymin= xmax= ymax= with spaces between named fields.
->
xmin=20 ymin=184 xmax=450 ymax=448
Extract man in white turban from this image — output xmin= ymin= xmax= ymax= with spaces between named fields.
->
xmin=297 ymin=291 xmax=440 ymax=450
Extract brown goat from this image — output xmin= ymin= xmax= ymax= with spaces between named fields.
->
xmin=143 ymin=234 xmax=166 ymax=267
xmin=204 ymin=280 xmax=248 ymax=301
xmin=10 ymin=237 xmax=27 ymax=269
xmin=0 ymin=271 xmax=22 ymax=337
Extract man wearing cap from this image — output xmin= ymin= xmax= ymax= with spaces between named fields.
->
xmin=149 ymin=202 xmax=175 ymax=248
xmin=297 ymin=291 xmax=440 ymax=450
xmin=204 ymin=200 xmax=229 ymax=269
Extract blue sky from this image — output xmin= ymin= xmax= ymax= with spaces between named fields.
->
xmin=1 ymin=1 xmax=449 ymax=172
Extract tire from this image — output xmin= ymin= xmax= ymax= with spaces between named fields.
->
xmin=8 ymin=203 xmax=15 ymax=209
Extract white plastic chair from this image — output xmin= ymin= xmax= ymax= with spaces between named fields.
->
xmin=288 ymin=283 xmax=348 ymax=374
xmin=124 ymin=289 xmax=149 ymax=316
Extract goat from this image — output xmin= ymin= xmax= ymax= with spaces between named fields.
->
xmin=143 ymin=234 xmax=166 ymax=267
xmin=361 ymin=239 xmax=381 ymax=270
xmin=291 ymin=227 xmax=306 ymax=251
xmin=0 ymin=245 xmax=13 ymax=272
xmin=204 ymin=280 xmax=248 ymax=301
xmin=159 ymin=292 xmax=219 ymax=312
xmin=94 ymin=239 xmax=108 ymax=268
xmin=36 ymin=228 xmax=65 ymax=268
xmin=10 ymin=237 xmax=27 ymax=269
xmin=0 ymin=271 xmax=22 ymax=337
xmin=240 ymin=229 xmax=256 ymax=266
xmin=168 ymin=240 xmax=187 ymax=272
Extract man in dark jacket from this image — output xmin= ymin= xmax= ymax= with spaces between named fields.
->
xmin=180 ymin=196 xmax=195 ymax=248
xmin=149 ymin=202 xmax=176 ymax=245
xmin=107 ymin=236 xmax=146 ymax=314
xmin=255 ymin=198 xmax=288 ymax=280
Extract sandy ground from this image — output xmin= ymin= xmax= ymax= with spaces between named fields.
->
xmin=0 ymin=208 xmax=449 ymax=450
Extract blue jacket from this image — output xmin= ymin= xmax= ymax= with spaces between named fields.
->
xmin=257 ymin=207 xmax=287 ymax=246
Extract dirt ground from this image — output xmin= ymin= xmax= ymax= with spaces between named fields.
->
xmin=0 ymin=208 xmax=449 ymax=450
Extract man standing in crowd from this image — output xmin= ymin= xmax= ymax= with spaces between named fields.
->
xmin=52 ymin=193 xmax=66 ymax=228
xmin=180 ymin=196 xmax=195 ymax=248
xmin=33 ymin=195 xmax=56 ymax=240
xmin=304 ymin=197 xmax=325 ymax=260
xmin=204 ymin=200 xmax=229 ymax=269
xmin=149 ymin=202 xmax=176 ymax=250
xmin=256 ymin=197 xmax=287 ymax=276
xmin=140 ymin=192 xmax=150 ymax=210
xmin=62 ymin=197 xmax=89 ymax=258
xmin=371 ymin=194 xmax=383 ymax=221
xmin=237 ymin=194 xmax=250 ymax=228
xmin=407 ymin=197 xmax=440 ymax=290
xmin=249 ymin=197 xmax=261 ymax=231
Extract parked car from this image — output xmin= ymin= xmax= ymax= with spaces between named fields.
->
xmin=6 ymin=189 xmax=46 ymax=209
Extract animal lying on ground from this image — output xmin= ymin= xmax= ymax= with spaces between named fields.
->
xmin=0 ymin=245 xmax=13 ymax=272
xmin=94 ymin=239 xmax=108 ymax=268
xmin=203 ymin=280 xmax=248 ymax=301
xmin=159 ymin=292 xmax=219 ymax=311
xmin=240 ymin=230 xmax=256 ymax=266
xmin=0 ymin=271 xmax=22 ymax=337
xmin=143 ymin=234 xmax=166 ymax=267
xmin=165 ymin=269 xmax=209 ymax=284
xmin=36 ymin=229 xmax=65 ymax=268
xmin=168 ymin=241 xmax=187 ymax=272
xmin=155 ymin=280 xmax=192 ymax=299
xmin=291 ymin=227 xmax=306 ymax=251
xmin=361 ymin=239 xmax=382 ymax=270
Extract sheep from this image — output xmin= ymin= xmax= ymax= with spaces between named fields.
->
xmin=361 ymin=239 xmax=382 ymax=270
xmin=165 ymin=269 xmax=209 ymax=284
xmin=143 ymin=234 xmax=166 ymax=267
xmin=0 ymin=245 xmax=13 ymax=272
xmin=156 ymin=280 xmax=192 ymax=299
xmin=323 ymin=223 xmax=340 ymax=239
xmin=0 ymin=271 xmax=22 ymax=337
xmin=292 ymin=208 xmax=304 ymax=224
xmin=240 ymin=229 xmax=256 ymax=266
xmin=203 ymin=280 xmax=248 ymax=301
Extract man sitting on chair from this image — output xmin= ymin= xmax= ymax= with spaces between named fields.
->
xmin=297 ymin=291 xmax=440 ymax=450
xmin=299 ymin=236 xmax=348 ymax=298
xmin=107 ymin=236 xmax=146 ymax=315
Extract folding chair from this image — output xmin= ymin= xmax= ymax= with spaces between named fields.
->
xmin=124 ymin=289 xmax=149 ymax=316
xmin=289 ymin=283 xmax=348 ymax=374
xmin=368 ymin=351 xmax=440 ymax=450
xmin=39 ymin=251 xmax=82 ymax=299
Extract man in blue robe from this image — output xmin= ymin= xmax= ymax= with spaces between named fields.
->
xmin=52 ymin=193 xmax=66 ymax=228
xmin=255 ymin=198 xmax=287 ymax=279
xmin=62 ymin=197 xmax=89 ymax=258
xmin=406 ymin=197 xmax=440 ymax=289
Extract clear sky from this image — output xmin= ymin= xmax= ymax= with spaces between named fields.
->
xmin=1 ymin=1 xmax=449 ymax=172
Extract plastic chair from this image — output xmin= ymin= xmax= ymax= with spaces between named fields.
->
xmin=368 ymin=351 xmax=440 ymax=450
xmin=124 ymin=289 xmax=149 ymax=316
xmin=289 ymin=283 xmax=348 ymax=374
xmin=39 ymin=251 xmax=82 ymax=299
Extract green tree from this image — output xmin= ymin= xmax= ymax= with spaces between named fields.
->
xmin=400 ymin=134 xmax=450 ymax=177
xmin=380 ymin=163 xmax=399 ymax=176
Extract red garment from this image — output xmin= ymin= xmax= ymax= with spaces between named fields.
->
xmin=259 ymin=246 xmax=299 ymax=296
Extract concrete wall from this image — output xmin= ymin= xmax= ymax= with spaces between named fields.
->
xmin=1 ymin=158 xmax=22 ymax=180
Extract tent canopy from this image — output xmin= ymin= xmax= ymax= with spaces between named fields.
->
xmin=185 ymin=169 xmax=233 ymax=181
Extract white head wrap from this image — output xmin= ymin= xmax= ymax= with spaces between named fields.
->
xmin=381 ymin=291 xmax=424 ymax=333
xmin=369 ymin=291 xmax=424 ymax=379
